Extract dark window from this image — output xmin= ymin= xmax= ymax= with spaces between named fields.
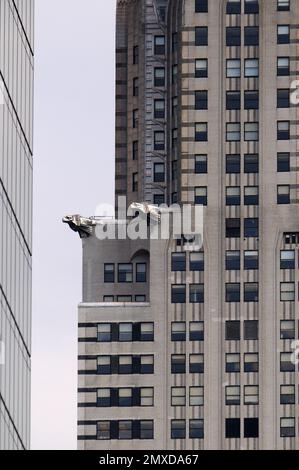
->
xmin=195 ymin=0 xmax=208 ymax=13
xmin=118 ymin=389 xmax=133 ymax=406
xmin=189 ymin=322 xmax=204 ymax=341
xmin=226 ymin=419 xmax=240 ymax=439
xmin=277 ymin=0 xmax=290 ymax=11
xmin=226 ymin=218 xmax=241 ymax=238
xmin=154 ymin=131 xmax=165 ymax=151
xmin=133 ymin=141 xmax=138 ymax=160
xmin=133 ymin=46 xmax=139 ymax=65
xmin=154 ymin=163 xmax=165 ymax=183
xmin=97 ymin=389 xmax=111 ymax=407
xmin=171 ymin=285 xmax=186 ymax=304
xmin=226 ymin=321 xmax=241 ymax=341
xmin=226 ymin=354 xmax=240 ymax=373
xmin=244 ymin=186 xmax=259 ymax=205
xmin=281 ymin=353 xmax=295 ymax=372
xmin=171 ymin=355 xmax=186 ymax=374
xmin=195 ymin=123 xmax=208 ymax=141
xmin=226 ymin=251 xmax=240 ymax=270
xmin=244 ymin=0 xmax=259 ymax=13
xmin=195 ymin=27 xmax=208 ymax=46
xmin=154 ymin=99 xmax=165 ymax=119
xmin=227 ymin=0 xmax=241 ymax=14
xmin=118 ymin=324 xmax=133 ymax=342
xmin=190 ymin=252 xmax=204 ymax=271
xmin=244 ymin=321 xmax=259 ymax=340
xmin=277 ymin=121 xmax=290 ymax=140
xmin=190 ymin=284 xmax=204 ymax=303
xmin=119 ymin=421 xmax=133 ymax=440
xmin=277 ymin=26 xmax=290 ymax=44
xmin=136 ymin=263 xmax=147 ymax=282
xmin=172 ymin=32 xmax=178 ymax=52
xmin=226 ymin=91 xmax=241 ymax=110
xmin=98 ymin=324 xmax=112 ymax=343
xmin=277 ymin=57 xmax=290 ymax=76
xmin=226 ymin=27 xmax=241 ymax=46
xmin=226 ymin=283 xmax=240 ymax=302
xmin=140 ymin=421 xmax=154 ymax=439
xmin=280 ymin=320 xmax=295 ymax=340
xmin=171 ymin=253 xmax=186 ymax=272
xmin=154 ymin=67 xmax=165 ymax=87
xmin=189 ymin=420 xmax=204 ymax=439
xmin=104 ymin=264 xmax=114 ymax=283
xmin=195 ymin=59 xmax=208 ymax=78
xmin=195 ymin=155 xmax=208 ymax=174
xmin=171 ymin=322 xmax=186 ymax=342
xmin=280 ymin=250 xmax=295 ymax=269
xmin=244 ymin=250 xmax=259 ymax=270
xmin=140 ymin=324 xmax=154 ymax=342
xmin=171 ymin=420 xmax=186 ymax=439
xmin=195 ymin=186 xmax=207 ymax=205
xmin=244 ymin=154 xmax=259 ymax=173
xmin=154 ymin=36 xmax=165 ymax=55
xmin=195 ymin=91 xmax=208 ymax=110
xmin=159 ymin=6 xmax=166 ymax=22
xmin=133 ymin=77 xmax=139 ymax=97
xmin=226 ymin=187 xmax=241 ymax=206
xmin=277 ymin=185 xmax=290 ymax=204
xmin=132 ymin=173 xmax=138 ymax=192
xmin=118 ymin=264 xmax=133 ymax=283
xmin=133 ymin=109 xmax=138 ymax=128
xmin=97 ymin=421 xmax=110 ymax=440
xmin=97 ymin=356 xmax=111 ymax=375
xmin=189 ymin=354 xmax=204 ymax=373
xmin=244 ymin=91 xmax=259 ymax=109
xmin=277 ymin=152 xmax=290 ymax=172
xmin=244 ymin=26 xmax=259 ymax=46
xmin=153 ymin=194 xmax=165 ymax=205
xmin=244 ymin=418 xmax=259 ymax=438
xmin=244 ymin=353 xmax=259 ymax=373
xmin=244 ymin=218 xmax=259 ymax=238
xmin=277 ymin=89 xmax=290 ymax=108
xmin=280 ymin=385 xmax=295 ymax=405
xmin=226 ymin=154 xmax=240 ymax=174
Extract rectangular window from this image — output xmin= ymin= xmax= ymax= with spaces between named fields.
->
xmin=103 ymin=296 xmax=114 ymax=302
xmin=277 ymin=89 xmax=290 ymax=108
xmin=244 ymin=385 xmax=259 ymax=405
xmin=171 ymin=387 xmax=186 ymax=406
xmin=97 ymin=421 xmax=110 ymax=440
xmin=226 ymin=386 xmax=240 ymax=405
xmin=119 ymin=324 xmax=132 ymax=342
xmin=227 ymin=0 xmax=241 ymax=14
xmin=140 ymin=421 xmax=154 ymax=439
xmin=195 ymin=90 xmax=208 ymax=110
xmin=244 ymin=154 xmax=259 ymax=173
xmin=226 ymin=418 xmax=240 ymax=438
xmin=226 ymin=123 xmax=241 ymax=142
xmin=133 ymin=45 xmax=139 ymax=65
xmin=140 ymin=323 xmax=154 ymax=342
xmin=195 ymin=0 xmax=208 ymax=13
xmin=154 ymin=194 xmax=165 ymax=206
xmin=118 ymin=356 xmax=133 ymax=374
xmin=189 ymin=420 xmax=204 ymax=439
xmin=195 ymin=123 xmax=208 ymax=141
xmin=244 ymin=320 xmax=259 ymax=340
xmin=172 ymin=64 xmax=178 ymax=84
xmin=226 ymin=154 xmax=240 ymax=174
xmin=133 ymin=77 xmax=139 ymax=97
xmin=171 ymin=285 xmax=186 ymax=304
xmin=190 ymin=284 xmax=204 ymax=303
xmin=244 ymin=186 xmax=259 ymax=205
xmin=190 ymin=252 xmax=204 ymax=271
xmin=154 ymin=131 xmax=165 ymax=151
xmin=189 ymin=354 xmax=204 ymax=373
xmin=97 ymin=389 xmax=111 ymax=407
xmin=244 ymin=26 xmax=259 ymax=46
xmin=171 ymin=322 xmax=186 ymax=342
xmin=154 ymin=67 xmax=165 ymax=87
xmin=277 ymin=0 xmax=290 ymax=11
xmin=226 ymin=283 xmax=240 ymax=302
xmin=154 ymin=99 xmax=165 ymax=119
xmin=226 ymin=353 xmax=240 ymax=373
xmin=98 ymin=324 xmax=112 ymax=342
xmin=195 ymin=59 xmax=208 ymax=78
xmin=277 ymin=57 xmax=290 ymax=76
xmin=226 ymin=187 xmax=241 ymax=206
xmin=154 ymin=36 xmax=165 ymax=55
xmin=190 ymin=387 xmax=204 ymax=406
xmin=245 ymin=0 xmax=259 ymax=14
xmin=280 ymin=282 xmax=295 ymax=301
xmin=133 ymin=109 xmax=138 ymax=128
xmin=244 ymin=250 xmax=259 ymax=270
xmin=244 ymin=353 xmax=259 ymax=373
xmin=281 ymin=250 xmax=295 ymax=269
xmin=226 ymin=251 xmax=240 ymax=270
xmin=190 ymin=322 xmax=204 ymax=341
xmin=195 ymin=27 xmax=208 ymax=46
xmin=171 ymin=420 xmax=186 ymax=439
xmin=171 ymin=355 xmax=186 ymax=374
xmin=117 ymin=295 xmax=132 ymax=302
xmin=244 ymin=283 xmax=259 ymax=302
xmin=226 ymin=321 xmax=241 ymax=341
xmin=140 ymin=356 xmax=154 ymax=374
xmin=277 ymin=26 xmax=290 ymax=45
xmin=226 ymin=218 xmax=241 ymax=238
xmin=97 ymin=356 xmax=111 ymax=375
xmin=226 ymin=59 xmax=241 ymax=78
xmin=277 ymin=152 xmax=290 ymax=172
xmin=280 ymin=352 xmax=295 ymax=372
xmin=226 ymin=27 xmax=241 ymax=46
xmin=118 ymin=264 xmax=133 ymax=283
xmin=195 ymin=155 xmax=207 ymax=174
xmin=104 ymin=264 xmax=115 ymax=283
xmin=244 ymin=90 xmax=259 ymax=109
xmin=244 ymin=122 xmax=259 ymax=141
xmin=153 ymin=163 xmax=165 ymax=183
xmin=132 ymin=141 xmax=138 ymax=160
xmin=277 ymin=121 xmax=290 ymax=140
xmin=118 ymin=421 xmax=132 ymax=440
xmin=244 ymin=218 xmax=259 ymax=238
xmin=171 ymin=253 xmax=186 ymax=272
xmin=244 ymin=418 xmax=259 ymax=438
xmin=195 ymin=187 xmax=208 ymax=205
xmin=277 ymin=185 xmax=290 ymax=204
xmin=280 ymin=320 xmax=295 ymax=340
xmin=118 ymin=388 xmax=133 ymax=407
xmin=226 ymin=91 xmax=241 ymax=110
xmin=172 ymin=32 xmax=178 ymax=51
xmin=245 ymin=59 xmax=259 ymax=77
xmin=280 ymin=385 xmax=295 ymax=405
xmin=281 ymin=418 xmax=295 ymax=438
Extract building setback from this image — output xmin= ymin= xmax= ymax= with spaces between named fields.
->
xmin=0 ymin=0 xmax=34 ymax=450
xmin=66 ymin=0 xmax=299 ymax=450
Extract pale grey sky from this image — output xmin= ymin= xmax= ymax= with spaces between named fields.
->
xmin=32 ymin=0 xmax=116 ymax=449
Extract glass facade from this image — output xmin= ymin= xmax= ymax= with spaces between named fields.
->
xmin=0 ymin=0 xmax=34 ymax=450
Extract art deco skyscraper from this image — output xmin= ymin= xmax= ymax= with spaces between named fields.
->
xmin=66 ymin=0 xmax=299 ymax=450
xmin=0 ymin=0 xmax=34 ymax=450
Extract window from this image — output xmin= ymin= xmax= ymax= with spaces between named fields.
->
xmin=245 ymin=26 xmax=259 ymax=46
xmin=153 ymin=194 xmax=165 ymax=206
xmin=195 ymin=123 xmax=208 ymax=141
xmin=277 ymin=89 xmax=290 ymax=108
xmin=244 ymin=91 xmax=259 ymax=109
xmin=190 ymin=420 xmax=204 ymax=439
xmin=171 ymin=355 xmax=186 ymax=374
xmin=139 ymin=356 xmax=153 ymax=374
xmin=244 ymin=154 xmax=259 ymax=173
xmin=172 ymin=96 xmax=178 ymax=117
xmin=195 ymin=59 xmax=208 ymax=78
xmin=97 ymin=421 xmax=110 ymax=440
xmin=281 ymin=385 xmax=295 ymax=405
xmin=104 ymin=264 xmax=114 ymax=283
xmin=277 ymin=57 xmax=290 ymax=76
xmin=154 ymin=67 xmax=165 ymax=87
xmin=171 ymin=285 xmax=186 ymax=303
xmin=244 ymin=218 xmax=259 ymax=238
xmin=277 ymin=185 xmax=290 ymax=204
xmin=226 ymin=27 xmax=241 ymax=46
xmin=226 ymin=187 xmax=241 ymax=206
xmin=195 ymin=27 xmax=208 ymax=46
xmin=281 ymin=250 xmax=295 ymax=269
xmin=226 ymin=91 xmax=241 ymax=110
xmin=117 ymin=295 xmax=132 ymax=302
xmin=226 ymin=59 xmax=241 ymax=78
xmin=171 ymin=387 xmax=186 ymax=406
xmin=281 ymin=418 xmax=295 ymax=438
xmin=189 ymin=354 xmax=204 ymax=373
xmin=226 ymin=419 xmax=240 ymax=438
xmin=277 ymin=26 xmax=290 ymax=44
xmin=277 ymin=121 xmax=290 ymax=140
xmin=226 ymin=353 xmax=240 ymax=372
xmin=244 ymin=122 xmax=259 ymax=141
xmin=190 ymin=322 xmax=204 ymax=341
xmin=132 ymin=141 xmax=138 ymax=160
xmin=153 ymin=163 xmax=165 ymax=183
xmin=195 ymin=155 xmax=207 ymax=173
xmin=118 ymin=324 xmax=132 ymax=342
xmin=118 ymin=264 xmax=133 ymax=283
xmin=154 ymin=99 xmax=165 ymax=119
xmin=226 ymin=251 xmax=240 ymax=270
xmin=277 ymin=0 xmax=290 ymax=11
xmin=97 ymin=356 xmax=111 ymax=375
xmin=118 ymin=421 xmax=132 ymax=440
xmin=118 ymin=356 xmax=133 ymax=374
xmin=154 ymin=36 xmax=165 ymax=55
xmin=103 ymin=296 xmax=114 ymax=302
xmin=133 ymin=45 xmax=139 ymax=65
xmin=244 ymin=186 xmax=259 ymax=205
xmin=226 ymin=218 xmax=241 ymax=238
xmin=226 ymin=154 xmax=240 ymax=174
xmin=98 ymin=324 xmax=111 ymax=342
xmin=190 ymin=252 xmax=204 ymax=271
xmin=133 ymin=77 xmax=139 ymax=97
xmin=195 ymin=91 xmax=208 ymax=110
xmin=190 ymin=387 xmax=204 ymax=406
xmin=172 ymin=32 xmax=178 ymax=52
xmin=172 ymin=64 xmax=178 ymax=83
xmin=140 ymin=323 xmax=154 ymax=342
xmin=195 ymin=187 xmax=207 ymax=205
xmin=171 ymin=420 xmax=186 ymax=439
xmin=195 ymin=0 xmax=208 ymax=13
xmin=226 ymin=386 xmax=240 ymax=405
xmin=245 ymin=59 xmax=259 ymax=77
xmin=244 ymin=283 xmax=259 ymax=302
xmin=281 ymin=352 xmax=295 ymax=372
xmin=154 ymin=131 xmax=165 ymax=150
xmin=135 ymin=263 xmax=146 ymax=283
xmin=133 ymin=109 xmax=138 ymax=128
xmin=277 ymin=152 xmax=290 ymax=172
xmin=226 ymin=123 xmax=241 ymax=141
xmin=171 ymin=253 xmax=186 ymax=271
xmin=226 ymin=321 xmax=240 ymax=340
xmin=171 ymin=322 xmax=186 ymax=342
xmin=244 ymin=353 xmax=259 ymax=372
xmin=190 ymin=284 xmax=204 ymax=303
xmin=280 ymin=282 xmax=295 ymax=301
xmin=245 ymin=0 xmax=259 ymax=14
xmin=244 ymin=385 xmax=259 ymax=405
xmin=244 ymin=250 xmax=259 ymax=270
xmin=119 ymin=389 xmax=133 ymax=407
xmin=227 ymin=0 xmax=241 ymax=14
xmin=97 ymin=389 xmax=111 ymax=407
xmin=140 ymin=420 xmax=154 ymax=439
xmin=244 ymin=320 xmax=259 ymax=340
xmin=280 ymin=320 xmax=295 ymax=339
xmin=244 ymin=418 xmax=259 ymax=438
xmin=226 ymin=283 xmax=240 ymax=302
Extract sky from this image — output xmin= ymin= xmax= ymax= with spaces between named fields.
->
xmin=32 ymin=0 xmax=116 ymax=449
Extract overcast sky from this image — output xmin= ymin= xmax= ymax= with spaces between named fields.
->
xmin=32 ymin=0 xmax=116 ymax=449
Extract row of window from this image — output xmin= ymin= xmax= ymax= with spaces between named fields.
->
xmin=97 ymin=323 xmax=154 ymax=342
xmin=195 ymin=0 xmax=290 ymax=14
xmin=103 ymin=295 xmax=146 ymax=303
xmin=171 ymin=283 xmax=265 ymax=303
xmin=226 ymin=385 xmax=299 ymax=406
xmin=104 ymin=263 xmax=147 ymax=283
xmin=172 ymin=251 xmax=261 ymax=272
xmin=96 ymin=355 xmax=154 ymax=375
xmin=226 ymin=417 xmax=297 ymax=439
xmin=195 ymin=121 xmax=291 ymax=142
xmin=225 ymin=319 xmax=299 ymax=341
xmin=96 ymin=388 xmax=154 ymax=408
xmin=97 ymin=420 xmax=153 ymax=441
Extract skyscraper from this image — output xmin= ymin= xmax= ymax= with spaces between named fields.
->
xmin=0 ymin=0 xmax=34 ymax=450
xmin=66 ymin=0 xmax=299 ymax=450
